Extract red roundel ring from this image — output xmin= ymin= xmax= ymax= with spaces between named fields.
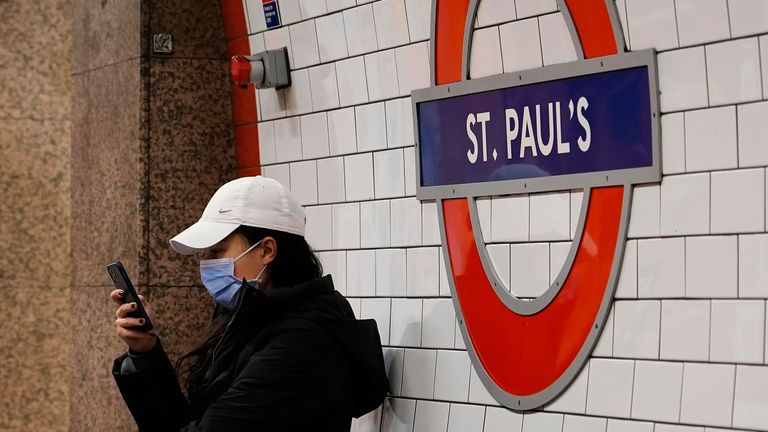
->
xmin=433 ymin=0 xmax=635 ymax=410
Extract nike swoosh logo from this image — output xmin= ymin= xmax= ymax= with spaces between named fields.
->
xmin=218 ymin=209 xmax=232 ymax=213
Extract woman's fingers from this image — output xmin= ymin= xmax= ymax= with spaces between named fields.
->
xmin=115 ymin=317 xmax=146 ymax=329
xmin=109 ymin=289 xmax=125 ymax=305
xmin=115 ymin=301 xmax=138 ymax=319
xmin=116 ymin=325 xmax=155 ymax=341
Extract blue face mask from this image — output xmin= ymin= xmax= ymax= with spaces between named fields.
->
xmin=200 ymin=239 xmax=267 ymax=310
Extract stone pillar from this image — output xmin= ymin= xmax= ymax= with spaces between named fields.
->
xmin=0 ymin=1 xmax=72 ymax=430
xmin=69 ymin=0 xmax=234 ymax=429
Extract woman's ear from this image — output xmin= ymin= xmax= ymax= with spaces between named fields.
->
xmin=260 ymin=236 xmax=277 ymax=265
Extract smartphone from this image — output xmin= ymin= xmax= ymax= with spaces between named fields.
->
xmin=107 ymin=261 xmax=154 ymax=332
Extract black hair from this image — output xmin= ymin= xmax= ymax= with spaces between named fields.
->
xmin=174 ymin=225 xmax=322 ymax=396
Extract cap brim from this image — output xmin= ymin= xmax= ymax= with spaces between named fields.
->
xmin=169 ymin=220 xmax=240 ymax=255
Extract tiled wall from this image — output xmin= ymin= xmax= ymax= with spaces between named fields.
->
xmin=241 ymin=0 xmax=768 ymax=431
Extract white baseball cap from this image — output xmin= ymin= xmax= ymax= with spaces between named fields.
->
xmin=169 ymin=176 xmax=306 ymax=255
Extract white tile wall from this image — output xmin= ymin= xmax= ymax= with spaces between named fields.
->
xmin=365 ymin=50 xmax=400 ymax=101
xmin=413 ymin=400 xmax=449 ymax=432
xmin=484 ymin=407 xmax=524 ymax=432
xmin=476 ymin=0 xmax=517 ymax=27
xmin=422 ymin=298 xmax=455 ymax=349
xmin=402 ymin=0 xmax=429 ymax=42
xmin=628 ymin=184 xmax=661 ymax=238
xmin=658 ymin=47 xmax=709 ymax=112
xmin=562 ymin=415 xmax=606 ymax=432
xmin=395 ymin=42 xmax=430 ymax=95
xmin=391 ymin=299 xmax=422 ymax=347
xmin=469 ymin=27 xmax=503 ymax=79
xmin=433 ymin=350 xmax=470 ymax=401
xmin=316 ymin=156 xmax=345 ymax=203
xmin=376 ymin=248 xmax=406 ymax=296
xmin=284 ymin=69 xmax=313 ymax=116
xmin=361 ymin=298 xmax=391 ymax=344
xmin=547 ymin=362 xmax=589 ymax=414
xmin=522 ymin=412 xmax=564 ymax=431
xmin=738 ymin=102 xmax=768 ymax=168
xmin=336 ymin=56 xmax=370 ymax=106
xmin=625 ymin=0 xmax=679 ymax=51
xmin=288 ymin=20 xmax=319 ymax=69
xmin=344 ymin=152 xmax=375 ymax=201
xmin=289 ymin=160 xmax=318 ymax=205
xmin=706 ymin=38 xmax=763 ymax=106
xmin=616 ymin=240 xmax=638 ymax=298
xmin=530 ymin=192 xmax=570 ymax=241
xmin=446 ymin=404 xmax=484 ymax=432
xmin=344 ymin=5 xmax=379 ymax=56
xmin=383 ymin=348 xmax=404 ymax=395
xmin=390 ymin=198 xmax=422 ymax=247
xmin=247 ymin=0 xmax=768 ymax=429
xmin=373 ymin=0 xmax=409 ymax=49
xmin=385 ymin=97 xmax=414 ymax=148
xmin=631 ymin=361 xmax=684 ymax=422
xmin=660 ymin=174 xmax=710 ymax=236
xmin=487 ymin=243 xmax=511 ymax=290
xmin=331 ymin=202 xmax=360 ymax=249
xmin=638 ymin=237 xmax=685 ymax=298
xmin=355 ymin=103 xmax=387 ymax=152
xmin=763 ymin=35 xmax=768 ymax=99
xmin=326 ymin=110 xmax=355 ymax=156
xmin=606 ymin=419 xmax=653 ymax=432
xmin=360 ymin=200 xmax=391 ymax=248
xmin=539 ymin=12 xmax=578 ymax=66
xmin=491 ymin=195 xmax=529 ymax=242
xmin=675 ymin=0 xmax=730 ymax=47
xmin=300 ymin=112 xmax=330 ymax=159
xmin=685 ymin=236 xmax=738 ymax=298
xmin=710 ymin=169 xmax=765 ymax=234
xmin=685 ymin=106 xmax=737 ymax=172
xmin=315 ymin=13 xmax=348 ymax=63
xmin=729 ymin=0 xmax=768 ymax=37
xmin=309 ymin=63 xmax=341 ymax=111
xmin=258 ymin=120 xmax=276 ymax=165
xmin=680 ymin=363 xmax=735 ymax=428
xmin=710 ymin=300 xmax=765 ymax=363
xmin=661 ymin=113 xmax=686 ymax=175
xmin=586 ymin=359 xmax=635 ymax=417
xmin=510 ymin=242 xmax=549 ymax=297
xmin=738 ymin=234 xmax=768 ymax=298
xmin=514 ymin=0 xmax=557 ymax=19
xmin=421 ymin=201 xmax=440 ymax=246
xmin=500 ymin=18 xmax=543 ymax=73
xmin=613 ymin=300 xmax=661 ymax=359
xmin=381 ymin=398 xmax=415 ymax=432
xmin=305 ymin=204 xmax=332 ymax=250
xmin=733 ymin=365 xmax=768 ymax=429
xmin=406 ymin=247 xmax=439 ymax=296
xmin=346 ymin=249 xmax=376 ymax=296
xmin=661 ymin=300 xmax=711 ymax=361
xmin=297 ymin=0 xmax=326 ymax=19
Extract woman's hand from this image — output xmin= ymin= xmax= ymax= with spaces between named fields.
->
xmin=110 ymin=290 xmax=158 ymax=353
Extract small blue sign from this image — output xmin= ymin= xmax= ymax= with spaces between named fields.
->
xmin=414 ymin=52 xmax=659 ymax=198
xmin=263 ymin=0 xmax=281 ymax=29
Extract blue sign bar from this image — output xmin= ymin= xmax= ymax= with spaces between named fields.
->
xmin=263 ymin=0 xmax=281 ymax=29
xmin=413 ymin=51 xmax=659 ymax=199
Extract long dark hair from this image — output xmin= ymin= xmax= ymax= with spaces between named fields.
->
xmin=174 ymin=225 xmax=323 ymax=396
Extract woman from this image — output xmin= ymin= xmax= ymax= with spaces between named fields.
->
xmin=109 ymin=176 xmax=388 ymax=431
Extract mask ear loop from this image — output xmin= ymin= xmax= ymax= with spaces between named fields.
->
xmin=233 ymin=239 xmax=263 ymax=262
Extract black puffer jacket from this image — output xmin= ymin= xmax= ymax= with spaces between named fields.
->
xmin=112 ymin=275 xmax=388 ymax=431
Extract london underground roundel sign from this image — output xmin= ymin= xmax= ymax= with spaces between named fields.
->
xmin=413 ymin=0 xmax=660 ymax=410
